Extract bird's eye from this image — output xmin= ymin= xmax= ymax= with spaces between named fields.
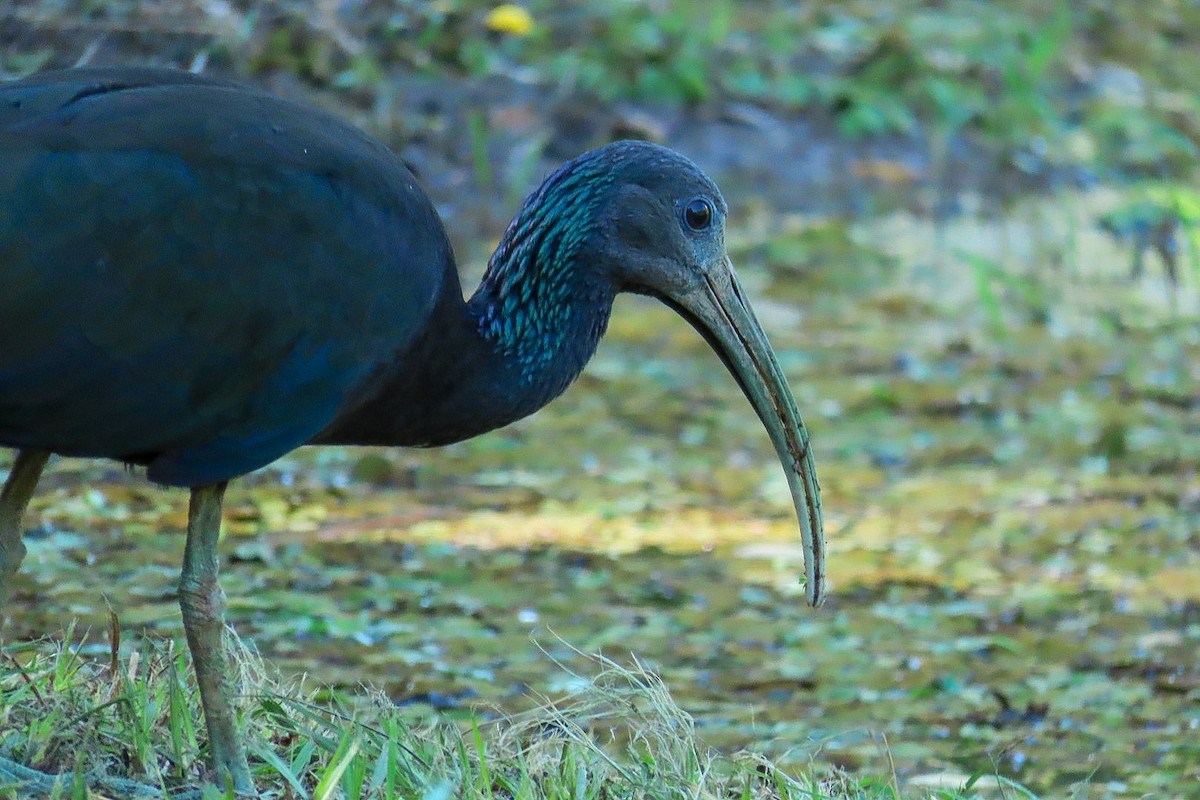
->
xmin=683 ymin=198 xmax=713 ymax=231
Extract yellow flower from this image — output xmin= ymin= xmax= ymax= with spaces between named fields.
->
xmin=485 ymin=4 xmax=535 ymax=37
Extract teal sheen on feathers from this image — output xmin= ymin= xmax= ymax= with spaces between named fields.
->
xmin=473 ymin=146 xmax=622 ymax=383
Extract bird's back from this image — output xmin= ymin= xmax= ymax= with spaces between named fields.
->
xmin=0 ymin=68 xmax=454 ymax=486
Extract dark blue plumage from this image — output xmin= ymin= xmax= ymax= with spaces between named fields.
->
xmin=1 ymin=68 xmax=449 ymax=485
xmin=0 ymin=67 xmax=823 ymax=796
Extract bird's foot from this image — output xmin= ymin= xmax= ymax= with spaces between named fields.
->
xmin=207 ymin=747 xmax=257 ymax=798
xmin=0 ymin=754 xmax=206 ymax=799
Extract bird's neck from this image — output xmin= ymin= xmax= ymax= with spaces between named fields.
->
xmin=447 ymin=260 xmax=614 ymax=440
xmin=316 ymin=230 xmax=615 ymax=448
xmin=416 ymin=165 xmax=617 ymax=444
xmin=318 ymin=159 xmax=620 ymax=448
xmin=469 ymin=218 xmax=615 ymax=382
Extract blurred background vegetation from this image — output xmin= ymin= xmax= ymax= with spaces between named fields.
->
xmin=7 ymin=0 xmax=1200 ymax=217
xmin=2 ymin=1 xmax=1200 ymax=798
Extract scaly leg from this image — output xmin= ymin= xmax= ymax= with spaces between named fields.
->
xmin=179 ymin=482 xmax=255 ymax=796
xmin=0 ymin=449 xmax=50 ymax=607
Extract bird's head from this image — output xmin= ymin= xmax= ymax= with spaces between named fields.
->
xmin=477 ymin=141 xmax=824 ymax=604
xmin=582 ymin=141 xmax=826 ymax=605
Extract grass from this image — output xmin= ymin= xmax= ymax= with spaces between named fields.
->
xmin=0 ymin=625 xmax=1029 ymax=800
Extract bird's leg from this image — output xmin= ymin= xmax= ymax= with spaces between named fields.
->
xmin=179 ymin=482 xmax=255 ymax=796
xmin=0 ymin=449 xmax=50 ymax=607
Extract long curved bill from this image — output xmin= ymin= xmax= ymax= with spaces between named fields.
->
xmin=665 ymin=261 xmax=825 ymax=605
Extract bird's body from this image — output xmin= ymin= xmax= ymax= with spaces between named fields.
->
xmin=0 ymin=67 xmax=823 ymax=796
xmin=3 ymin=69 xmax=460 ymax=484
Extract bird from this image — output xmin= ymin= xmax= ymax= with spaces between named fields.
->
xmin=0 ymin=66 xmax=824 ymax=795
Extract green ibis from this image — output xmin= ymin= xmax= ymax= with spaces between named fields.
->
xmin=0 ymin=67 xmax=823 ymax=794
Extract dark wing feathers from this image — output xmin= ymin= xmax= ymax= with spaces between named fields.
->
xmin=0 ymin=68 xmax=451 ymax=486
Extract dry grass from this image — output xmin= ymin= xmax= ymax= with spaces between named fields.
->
xmin=0 ymin=627 xmax=905 ymax=800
